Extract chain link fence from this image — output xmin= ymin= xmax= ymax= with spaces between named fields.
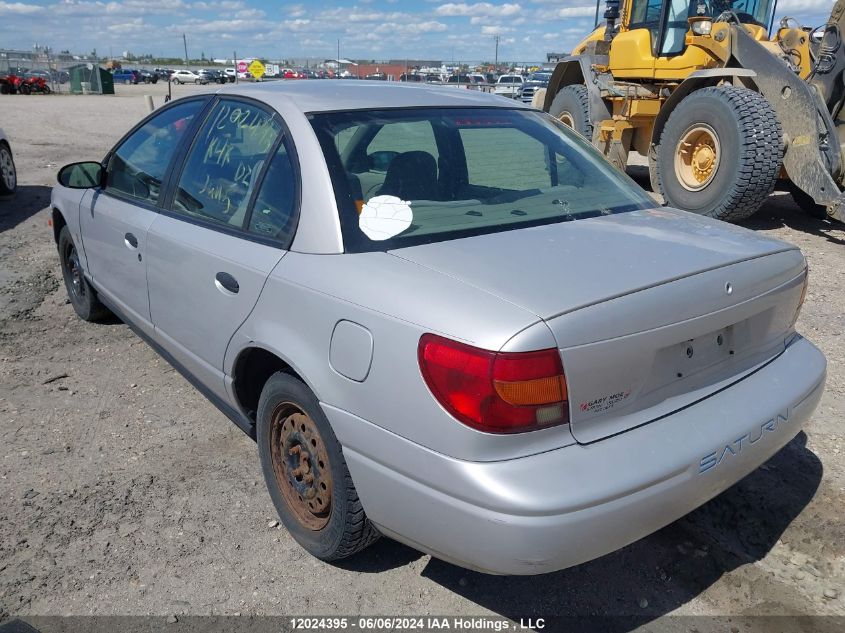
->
xmin=1 ymin=50 xmax=105 ymax=94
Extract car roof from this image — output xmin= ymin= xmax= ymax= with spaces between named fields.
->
xmin=215 ymin=80 xmax=532 ymax=113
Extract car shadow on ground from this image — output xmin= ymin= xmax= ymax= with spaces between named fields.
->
xmin=0 ymin=185 xmax=52 ymax=234
xmin=341 ymin=432 xmax=821 ymax=630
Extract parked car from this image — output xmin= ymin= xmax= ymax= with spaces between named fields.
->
xmin=0 ymin=127 xmax=16 ymax=196
xmin=493 ymin=73 xmax=524 ymax=98
xmin=446 ymin=74 xmax=483 ymax=89
xmin=50 ymin=69 xmax=70 ymax=84
xmin=170 ymin=69 xmax=206 ymax=84
xmin=519 ymin=71 xmax=552 ymax=105
xmin=424 ymin=73 xmax=443 ymax=84
xmin=113 ymin=68 xmax=141 ymax=85
xmin=198 ymin=69 xmax=227 ymax=84
xmin=51 ymin=82 xmax=825 ymax=575
xmin=137 ymin=69 xmax=159 ymax=84
xmin=224 ymin=68 xmax=237 ymax=82
xmin=398 ymin=73 xmax=422 ymax=82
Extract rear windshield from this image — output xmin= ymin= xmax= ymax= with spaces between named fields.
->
xmin=309 ymin=108 xmax=652 ymax=253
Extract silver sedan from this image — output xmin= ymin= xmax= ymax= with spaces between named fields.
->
xmin=51 ymin=81 xmax=826 ymax=574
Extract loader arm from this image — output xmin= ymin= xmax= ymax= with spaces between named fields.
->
xmin=730 ymin=24 xmax=845 ymax=222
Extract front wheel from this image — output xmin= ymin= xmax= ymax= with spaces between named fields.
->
xmin=0 ymin=141 xmax=16 ymax=195
xmin=194 ymin=78 xmax=201 ymax=85
xmin=58 ymin=226 xmax=111 ymax=322
xmin=656 ymin=86 xmax=782 ymax=222
xmin=548 ymin=84 xmax=593 ymax=141
xmin=19 ymin=83 xmax=31 ymax=95
xmin=257 ymin=372 xmax=380 ymax=561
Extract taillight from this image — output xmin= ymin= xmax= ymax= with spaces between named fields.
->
xmin=418 ymin=333 xmax=569 ymax=433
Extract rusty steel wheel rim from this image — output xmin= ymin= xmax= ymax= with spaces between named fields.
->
xmin=674 ymin=124 xmax=720 ymax=192
xmin=269 ymin=402 xmax=333 ymax=531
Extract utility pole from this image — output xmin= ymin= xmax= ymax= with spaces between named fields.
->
xmin=183 ymin=33 xmax=188 ymax=65
xmin=494 ymin=34 xmax=500 ymax=70
xmin=234 ymin=49 xmax=238 ymax=84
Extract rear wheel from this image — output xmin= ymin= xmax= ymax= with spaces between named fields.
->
xmin=257 ymin=372 xmax=380 ymax=560
xmin=549 ymin=84 xmax=593 ymax=141
xmin=656 ymin=86 xmax=782 ymax=222
xmin=0 ymin=141 xmax=16 ymax=195
xmin=58 ymin=226 xmax=111 ymax=322
xmin=788 ymin=181 xmax=828 ymax=220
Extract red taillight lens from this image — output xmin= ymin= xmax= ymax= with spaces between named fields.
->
xmin=418 ymin=333 xmax=569 ymax=433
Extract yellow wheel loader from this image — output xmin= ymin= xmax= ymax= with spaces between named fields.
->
xmin=542 ymin=0 xmax=845 ymax=223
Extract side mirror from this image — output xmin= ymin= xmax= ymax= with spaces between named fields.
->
xmin=57 ymin=161 xmax=103 ymax=189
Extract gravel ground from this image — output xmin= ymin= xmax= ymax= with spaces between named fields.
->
xmin=0 ymin=84 xmax=843 ymax=626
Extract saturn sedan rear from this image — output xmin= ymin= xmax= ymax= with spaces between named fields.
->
xmin=50 ymin=81 xmax=826 ymax=574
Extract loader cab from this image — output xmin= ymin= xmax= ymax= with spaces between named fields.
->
xmin=607 ymin=0 xmax=777 ymax=79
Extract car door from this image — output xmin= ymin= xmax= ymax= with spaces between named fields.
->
xmin=80 ymin=98 xmax=207 ymax=333
xmin=146 ymin=97 xmax=299 ymax=400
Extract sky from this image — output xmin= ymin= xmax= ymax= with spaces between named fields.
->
xmin=0 ymin=0 xmax=837 ymax=63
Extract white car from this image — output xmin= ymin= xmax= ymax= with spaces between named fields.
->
xmin=224 ymin=68 xmax=236 ymax=82
xmin=170 ymin=69 xmax=206 ymax=85
xmin=0 ymin=127 xmax=16 ymax=196
xmin=493 ymin=74 xmax=524 ymax=98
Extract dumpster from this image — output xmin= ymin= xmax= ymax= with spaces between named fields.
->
xmin=68 ymin=64 xmax=114 ymax=95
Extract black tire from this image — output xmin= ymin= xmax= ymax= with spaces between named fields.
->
xmin=20 ymin=83 xmax=31 ymax=95
xmin=0 ymin=82 xmax=10 ymax=95
xmin=788 ymin=181 xmax=828 ymax=219
xmin=656 ymin=86 xmax=782 ymax=222
xmin=257 ymin=372 xmax=380 ymax=561
xmin=549 ymin=84 xmax=593 ymax=141
xmin=0 ymin=141 xmax=16 ymax=196
xmin=194 ymin=78 xmax=201 ymax=85
xmin=58 ymin=226 xmax=111 ymax=322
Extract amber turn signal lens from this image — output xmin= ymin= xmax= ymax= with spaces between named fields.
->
xmin=494 ymin=375 xmax=567 ymax=406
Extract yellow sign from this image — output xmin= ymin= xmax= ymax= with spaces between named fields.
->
xmin=248 ymin=60 xmax=265 ymax=79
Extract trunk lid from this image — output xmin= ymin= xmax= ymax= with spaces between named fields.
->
xmin=389 ymin=208 xmax=796 ymax=319
xmin=392 ymin=208 xmax=807 ymax=442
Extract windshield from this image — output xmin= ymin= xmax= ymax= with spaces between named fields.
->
xmin=309 ymin=108 xmax=652 ymax=253
xmin=717 ymin=0 xmax=775 ymax=27
xmin=499 ymin=76 xmax=521 ymax=83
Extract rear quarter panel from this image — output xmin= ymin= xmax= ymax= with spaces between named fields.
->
xmin=226 ymin=251 xmax=581 ymax=461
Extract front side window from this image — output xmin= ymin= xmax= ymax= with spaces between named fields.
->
xmin=310 ymin=108 xmax=653 ymax=253
xmin=106 ymin=99 xmax=204 ymax=204
xmin=171 ymin=99 xmax=282 ymax=228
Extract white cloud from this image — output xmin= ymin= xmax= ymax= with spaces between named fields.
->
xmin=435 ymin=3 xmax=522 ymax=18
xmin=0 ymin=1 xmax=43 ymax=14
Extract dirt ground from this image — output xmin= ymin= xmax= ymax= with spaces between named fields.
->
xmin=0 ymin=83 xmax=844 ymax=627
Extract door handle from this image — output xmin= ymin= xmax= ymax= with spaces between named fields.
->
xmin=215 ymin=271 xmax=240 ymax=295
xmin=124 ymin=232 xmax=138 ymax=249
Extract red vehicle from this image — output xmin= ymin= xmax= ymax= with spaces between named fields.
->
xmin=20 ymin=74 xmax=51 ymax=94
xmin=0 ymin=74 xmax=24 ymax=94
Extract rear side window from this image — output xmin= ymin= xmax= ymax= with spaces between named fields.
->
xmin=106 ymin=99 xmax=204 ymax=204
xmin=171 ymin=99 xmax=282 ymax=228
xmin=247 ymin=142 xmax=297 ymax=242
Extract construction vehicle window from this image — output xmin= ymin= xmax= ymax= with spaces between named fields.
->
xmin=629 ymin=0 xmax=663 ymax=31
xmin=658 ymin=0 xmax=691 ymax=56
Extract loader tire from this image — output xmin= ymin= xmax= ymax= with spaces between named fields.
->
xmin=788 ymin=181 xmax=828 ymax=220
xmin=549 ymin=85 xmax=593 ymax=141
xmin=656 ymin=86 xmax=782 ymax=222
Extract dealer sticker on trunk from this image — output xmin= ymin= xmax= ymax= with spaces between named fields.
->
xmin=580 ymin=390 xmax=631 ymax=414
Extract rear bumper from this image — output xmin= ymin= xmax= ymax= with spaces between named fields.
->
xmin=325 ymin=336 xmax=826 ymax=575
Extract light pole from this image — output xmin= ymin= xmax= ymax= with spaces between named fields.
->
xmin=494 ymin=34 xmax=500 ymax=70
